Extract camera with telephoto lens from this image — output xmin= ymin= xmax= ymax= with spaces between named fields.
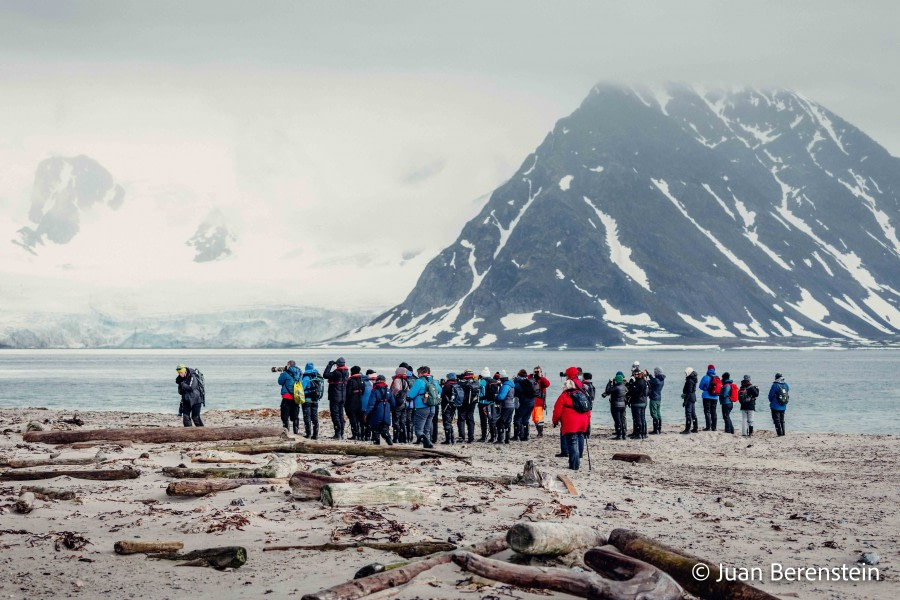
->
xmin=559 ymin=371 xmax=565 ymax=378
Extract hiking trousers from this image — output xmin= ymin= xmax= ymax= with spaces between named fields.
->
xmin=630 ymin=403 xmax=647 ymax=437
xmin=684 ymin=401 xmax=698 ymax=431
xmin=457 ymin=403 xmax=476 ymax=441
xmin=478 ymin=404 xmax=490 ymax=439
xmin=612 ymin=406 xmax=627 ymax=438
xmin=182 ymin=400 xmax=204 ymax=427
xmin=414 ymin=406 xmax=435 ymax=440
xmin=442 ymin=403 xmax=457 ymax=441
xmin=514 ymin=398 xmax=534 ymax=440
xmin=280 ymin=398 xmax=300 ymax=431
xmin=703 ymin=398 xmax=718 ymax=430
xmin=771 ymin=409 xmax=786 ymax=436
xmin=302 ymin=401 xmax=319 ymax=437
xmin=564 ymin=433 xmax=585 ymax=470
xmin=330 ymin=399 xmax=345 ymax=437
xmin=721 ymin=402 xmax=734 ymax=434
xmin=741 ymin=409 xmax=754 ymax=436
xmin=649 ymin=399 xmax=661 ymax=422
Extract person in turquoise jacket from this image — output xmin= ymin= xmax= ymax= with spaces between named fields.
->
xmin=494 ymin=371 xmax=516 ymax=445
xmin=300 ymin=362 xmax=322 ymax=439
xmin=407 ymin=366 xmax=436 ymax=448
xmin=768 ymin=373 xmax=790 ymax=436
xmin=277 ymin=361 xmax=301 ymax=434
xmin=697 ymin=364 xmax=719 ymax=431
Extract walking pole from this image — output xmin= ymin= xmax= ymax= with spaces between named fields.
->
xmin=586 ymin=432 xmax=592 ymax=471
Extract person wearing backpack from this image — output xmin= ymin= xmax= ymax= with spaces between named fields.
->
xmin=483 ymin=372 xmax=502 ymax=443
xmin=768 ymin=373 xmax=790 ymax=436
xmin=530 ymin=367 xmax=551 ymax=438
xmin=698 ymin=364 xmax=720 ymax=431
xmin=601 ymin=371 xmax=628 ymax=440
xmin=552 ymin=366 xmax=591 ymax=470
xmin=277 ymin=360 xmax=302 ymax=434
xmin=626 ymin=369 xmax=650 ymax=439
xmin=366 ymin=375 xmax=395 ymax=446
xmin=390 ymin=366 xmax=410 ymax=443
xmin=494 ymin=371 xmax=516 ymax=445
xmin=346 ymin=366 xmax=366 ymax=441
xmin=175 ymin=364 xmax=204 ymax=427
xmin=719 ymin=372 xmax=737 ymax=434
xmin=581 ymin=373 xmax=596 ymax=439
xmin=647 ymin=367 xmax=666 ymax=435
xmin=360 ymin=369 xmax=376 ymax=441
xmin=407 ymin=366 xmax=437 ymax=448
xmin=440 ymin=373 xmax=462 ymax=445
xmin=513 ymin=369 xmax=536 ymax=441
xmin=456 ymin=370 xmax=479 ymax=443
xmin=680 ymin=367 xmax=699 ymax=434
xmin=738 ymin=375 xmax=759 ymax=436
xmin=301 ymin=362 xmax=324 ymax=439
xmin=323 ymin=357 xmax=350 ymax=440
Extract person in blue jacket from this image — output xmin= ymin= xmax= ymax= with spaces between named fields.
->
xmin=495 ymin=371 xmax=516 ymax=445
xmin=277 ymin=361 xmax=302 ymax=434
xmin=360 ymin=369 xmax=376 ymax=441
xmin=301 ymin=362 xmax=323 ymax=439
xmin=698 ymin=364 xmax=719 ymax=431
xmin=719 ymin=372 xmax=736 ymax=434
xmin=407 ymin=366 xmax=436 ymax=448
xmin=478 ymin=368 xmax=492 ymax=441
xmin=768 ymin=373 xmax=790 ymax=436
xmin=366 ymin=375 xmax=395 ymax=445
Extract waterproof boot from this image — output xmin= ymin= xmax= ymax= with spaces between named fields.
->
xmin=422 ymin=434 xmax=434 ymax=449
xmin=536 ymin=425 xmax=544 ymax=438
xmin=312 ymin=424 xmax=319 ymax=440
xmin=479 ymin=433 xmax=487 ymax=442
xmin=373 ymin=436 xmax=380 ymax=445
xmin=680 ymin=419 xmax=691 ymax=434
xmin=304 ymin=423 xmax=311 ymax=438
xmin=282 ymin=420 xmax=289 ymax=430
xmin=293 ymin=422 xmax=300 ymax=435
xmin=494 ymin=429 xmax=504 ymax=444
xmin=503 ymin=428 xmax=510 ymax=444
xmin=749 ymin=425 xmax=754 ymax=436
xmin=442 ymin=431 xmax=454 ymax=445
xmin=383 ymin=432 xmax=394 ymax=446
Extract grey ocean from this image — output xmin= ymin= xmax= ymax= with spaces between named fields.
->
xmin=1 ymin=348 xmax=897 ymax=434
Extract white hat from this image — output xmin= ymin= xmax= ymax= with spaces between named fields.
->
xmin=481 ymin=367 xmax=491 ymax=378
xmin=684 ymin=367 xmax=694 ymax=376
xmin=632 ymin=361 xmax=640 ymax=369
xmin=499 ymin=369 xmax=508 ymax=378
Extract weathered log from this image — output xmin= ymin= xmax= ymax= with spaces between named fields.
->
xmin=0 ymin=468 xmax=140 ymax=481
xmin=507 ymin=522 xmax=606 ymax=557
xmin=24 ymin=425 xmax=284 ymax=445
xmin=301 ymin=536 xmax=507 ymax=600
xmin=321 ymin=481 xmax=438 ymax=508
xmin=611 ymin=453 xmax=652 ymax=464
xmin=263 ymin=541 xmax=456 ymax=559
xmin=609 ymin=529 xmax=779 ymax=600
xmin=162 ymin=456 xmax=296 ymax=480
xmin=3 ymin=452 xmax=104 ymax=469
xmin=166 ymin=478 xmax=288 ymax=497
xmin=149 ymin=546 xmax=247 ymax=570
xmin=58 ymin=441 xmax=133 ymax=449
xmin=115 ymin=540 xmax=184 ymax=555
xmin=452 ymin=547 xmax=682 ymax=600
xmin=190 ymin=457 xmax=254 ymax=464
xmin=15 ymin=492 xmax=35 ymax=514
xmin=330 ymin=456 xmax=377 ymax=467
xmin=289 ymin=470 xmax=350 ymax=500
xmin=456 ymin=474 xmax=520 ymax=485
xmin=19 ymin=486 xmax=76 ymax=501
xmin=212 ymin=440 xmax=471 ymax=463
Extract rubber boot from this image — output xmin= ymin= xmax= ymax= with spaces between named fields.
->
xmin=494 ymin=429 xmax=504 ymax=444
xmin=749 ymin=425 xmax=753 ymax=436
xmin=383 ymin=432 xmax=394 ymax=446
xmin=292 ymin=422 xmax=299 ymax=435
xmin=304 ymin=423 xmax=311 ymax=439
xmin=504 ymin=428 xmax=510 ymax=445
xmin=536 ymin=424 xmax=544 ymax=438
xmin=680 ymin=418 xmax=691 ymax=434
xmin=422 ymin=434 xmax=434 ymax=449
xmin=312 ymin=424 xmax=319 ymax=440
xmin=373 ymin=435 xmax=380 ymax=445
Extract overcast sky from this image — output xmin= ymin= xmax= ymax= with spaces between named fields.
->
xmin=1 ymin=1 xmax=898 ymax=316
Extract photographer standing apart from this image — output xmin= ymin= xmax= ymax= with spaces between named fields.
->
xmin=175 ymin=364 xmax=204 ymax=427
xmin=323 ymin=357 xmax=350 ymax=440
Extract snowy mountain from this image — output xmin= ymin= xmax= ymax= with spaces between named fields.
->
xmin=0 ymin=307 xmax=372 ymax=349
xmin=337 ymin=84 xmax=900 ymax=348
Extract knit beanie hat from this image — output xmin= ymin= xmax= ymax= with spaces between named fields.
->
xmin=350 ymin=365 xmax=361 ymax=375
xmin=742 ymin=374 xmax=751 ymax=382
xmin=499 ymin=369 xmax=508 ymax=378
xmin=446 ymin=372 xmax=457 ymax=380
xmin=336 ymin=357 xmax=346 ymax=367
xmin=366 ymin=369 xmax=375 ymax=375
xmin=685 ymin=367 xmax=694 ymax=376
xmin=615 ymin=371 xmax=624 ymax=383
xmin=481 ymin=367 xmax=491 ymax=378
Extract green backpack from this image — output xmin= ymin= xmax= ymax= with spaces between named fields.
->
xmin=424 ymin=379 xmax=441 ymax=407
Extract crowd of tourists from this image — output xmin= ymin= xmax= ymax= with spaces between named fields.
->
xmin=174 ymin=358 xmax=792 ymax=471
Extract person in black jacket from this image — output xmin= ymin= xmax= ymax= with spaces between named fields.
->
xmin=513 ymin=369 xmax=536 ymax=441
xmin=323 ymin=357 xmax=350 ymax=440
xmin=601 ymin=372 xmax=628 ymax=440
xmin=738 ymin=375 xmax=759 ymax=436
xmin=647 ymin=367 xmax=665 ymax=435
xmin=680 ymin=367 xmax=698 ymax=434
xmin=175 ymin=364 xmax=204 ymax=427
xmin=440 ymin=373 xmax=460 ymax=445
xmin=626 ymin=369 xmax=649 ymax=439
xmin=346 ymin=366 xmax=366 ymax=440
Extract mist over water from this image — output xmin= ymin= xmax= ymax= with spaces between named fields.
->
xmin=1 ymin=348 xmax=896 ymax=434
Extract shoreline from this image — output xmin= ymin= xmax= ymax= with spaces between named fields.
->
xmin=1 ymin=408 xmax=896 ymax=599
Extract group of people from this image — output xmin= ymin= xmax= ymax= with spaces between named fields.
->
xmin=174 ymin=358 xmax=793 ymax=470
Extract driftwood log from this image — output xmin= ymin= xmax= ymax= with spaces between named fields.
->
xmin=2 ymin=453 xmax=103 ymax=469
xmin=58 ymin=441 xmax=133 ymax=449
xmin=263 ymin=541 xmax=456 ymax=559
xmin=611 ymin=453 xmax=653 ymax=464
xmin=162 ymin=456 xmax=296 ymax=480
xmin=212 ymin=440 xmax=471 ymax=463
xmin=456 ymin=460 xmax=542 ymax=486
xmin=191 ymin=457 xmax=254 ymax=464
xmin=166 ymin=478 xmax=288 ymax=497
xmin=115 ymin=540 xmax=184 ymax=555
xmin=149 ymin=546 xmax=247 ymax=570
xmin=15 ymin=492 xmax=35 ymax=514
xmin=301 ymin=536 xmax=508 ymax=600
xmin=19 ymin=486 xmax=76 ymax=501
xmin=557 ymin=474 xmax=578 ymax=495
xmin=321 ymin=481 xmax=438 ymax=508
xmin=289 ymin=470 xmax=350 ymax=500
xmin=24 ymin=425 xmax=283 ymax=445
xmin=507 ymin=522 xmax=606 ymax=557
xmin=0 ymin=468 xmax=140 ymax=482
xmin=609 ymin=529 xmax=779 ymax=600
xmin=452 ymin=546 xmax=682 ymax=600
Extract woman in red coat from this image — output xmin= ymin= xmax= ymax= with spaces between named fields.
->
xmin=552 ymin=366 xmax=592 ymax=470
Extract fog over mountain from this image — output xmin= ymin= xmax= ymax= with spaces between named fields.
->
xmin=338 ymin=84 xmax=900 ymax=348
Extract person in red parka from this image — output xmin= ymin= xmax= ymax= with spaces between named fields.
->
xmin=552 ymin=366 xmax=592 ymax=470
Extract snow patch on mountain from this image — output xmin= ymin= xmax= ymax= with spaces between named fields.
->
xmin=583 ymin=196 xmax=651 ymax=291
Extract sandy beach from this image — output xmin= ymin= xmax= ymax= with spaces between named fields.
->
xmin=0 ymin=407 xmax=895 ymax=600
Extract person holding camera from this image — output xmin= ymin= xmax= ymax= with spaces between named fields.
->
xmin=513 ymin=369 xmax=536 ymax=441
xmin=175 ymin=364 xmax=204 ymax=427
xmin=680 ymin=367 xmax=699 ymax=434
xmin=323 ymin=357 xmax=350 ymax=440
xmin=626 ymin=368 xmax=649 ymax=439
xmin=530 ymin=367 xmax=551 ymax=438
xmin=277 ymin=360 xmax=302 ymax=434
xmin=602 ymin=372 xmax=628 ymax=440
xmin=647 ymin=367 xmax=666 ymax=435
xmin=494 ymin=371 xmax=516 ymax=444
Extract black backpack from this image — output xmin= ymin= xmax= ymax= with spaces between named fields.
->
xmin=461 ymin=379 xmax=480 ymax=406
xmin=305 ymin=375 xmax=325 ymax=402
xmin=518 ymin=377 xmax=535 ymax=400
xmin=485 ymin=380 xmax=501 ymax=402
xmin=569 ymin=389 xmax=592 ymax=413
xmin=530 ymin=377 xmax=544 ymax=399
xmin=189 ymin=368 xmax=206 ymax=406
xmin=450 ymin=383 xmax=465 ymax=407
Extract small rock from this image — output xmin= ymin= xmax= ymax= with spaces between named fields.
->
xmin=139 ymin=452 xmax=150 ymax=459
xmin=311 ymin=467 xmax=331 ymax=476
xmin=74 ymin=580 xmax=84 ymax=589
xmin=858 ymin=552 xmax=880 ymax=565
xmin=724 ymin=501 xmax=734 ymax=508
xmin=231 ymin=498 xmax=246 ymax=507
xmin=26 ymin=421 xmax=47 ymax=432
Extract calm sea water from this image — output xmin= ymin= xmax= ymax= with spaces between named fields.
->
xmin=0 ymin=348 xmax=897 ymax=434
